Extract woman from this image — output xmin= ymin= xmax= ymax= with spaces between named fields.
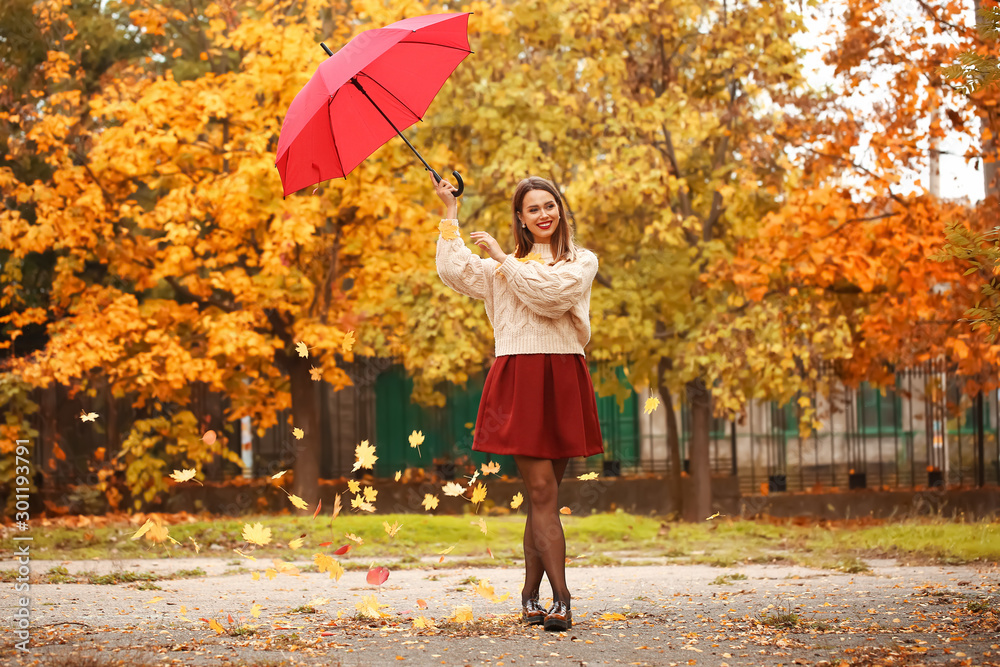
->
xmin=434 ymin=174 xmax=603 ymax=631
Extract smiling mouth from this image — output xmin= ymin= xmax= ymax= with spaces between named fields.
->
xmin=538 ymin=222 xmax=552 ymax=229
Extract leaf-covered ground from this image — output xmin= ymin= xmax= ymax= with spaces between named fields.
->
xmin=2 ymin=559 xmax=998 ymax=666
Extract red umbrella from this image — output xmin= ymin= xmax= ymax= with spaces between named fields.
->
xmin=275 ymin=12 xmax=472 ymax=197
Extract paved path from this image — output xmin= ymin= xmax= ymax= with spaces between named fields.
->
xmin=2 ymin=558 xmax=998 ymax=666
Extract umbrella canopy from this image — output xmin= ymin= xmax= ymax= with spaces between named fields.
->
xmin=275 ymin=12 xmax=472 ymax=197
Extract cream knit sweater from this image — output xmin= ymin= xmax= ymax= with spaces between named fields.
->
xmin=435 ymin=219 xmax=599 ymax=357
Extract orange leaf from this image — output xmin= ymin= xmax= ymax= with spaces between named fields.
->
xmin=53 ymin=443 xmax=66 ymax=461
xmin=333 ymin=544 xmax=351 ymax=555
xmin=559 ymin=506 xmax=572 ymax=515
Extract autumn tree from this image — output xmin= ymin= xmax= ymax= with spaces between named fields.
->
xmin=1 ymin=0 xmax=476 ymax=508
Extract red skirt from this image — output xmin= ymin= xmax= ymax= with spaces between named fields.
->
xmin=472 ymin=353 xmax=604 ymax=459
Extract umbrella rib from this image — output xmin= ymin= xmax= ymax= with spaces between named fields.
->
xmin=357 ymin=72 xmax=426 ymax=123
xmin=397 ymin=40 xmax=474 ymax=54
xmin=327 ymin=89 xmax=347 ymax=178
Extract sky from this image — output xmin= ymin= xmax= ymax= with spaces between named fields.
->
xmin=796 ymin=0 xmax=986 ymax=204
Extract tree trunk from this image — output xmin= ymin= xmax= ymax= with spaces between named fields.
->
xmin=684 ymin=378 xmax=712 ymax=523
xmin=975 ymin=0 xmax=999 ymax=203
xmin=289 ymin=356 xmax=321 ymax=513
xmin=656 ymin=356 xmax=682 ymax=517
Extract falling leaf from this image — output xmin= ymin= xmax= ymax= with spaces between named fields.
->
xmin=146 ymin=524 xmax=170 ymax=543
xmin=470 ymin=483 xmax=487 ymax=506
xmin=314 ymin=553 xmax=344 ymax=581
xmin=559 ymin=506 xmax=572 ymax=515
xmin=705 ymin=512 xmax=721 ymax=521
xmin=421 ymin=494 xmax=439 ymax=511
xmin=416 ymin=599 xmax=428 ymax=609
xmin=442 ymin=482 xmax=466 ymax=497
xmin=80 ymin=411 xmax=98 ymax=422
xmin=332 ymin=493 xmax=343 ymax=520
xmin=312 ymin=499 xmax=322 ymax=519
xmin=438 ymin=545 xmax=455 ymax=555
xmin=52 ymin=443 xmax=66 ymax=461
xmin=271 ymin=470 xmax=287 ymax=480
xmin=233 ymin=548 xmax=257 ymax=561
xmin=264 ymin=568 xmax=277 ymax=580
xmin=202 ymin=430 xmax=217 ymax=445
xmin=467 ymin=470 xmax=480 ymax=487
xmin=189 ymin=536 xmax=201 ymax=554
xmin=309 ymin=366 xmax=322 ymax=381
xmin=308 ymin=597 xmax=329 ymax=607
xmin=351 ymin=494 xmax=374 ymax=512
xmin=144 ymin=596 xmax=164 ymax=605
xmin=366 ymin=566 xmax=390 ymax=586
xmin=348 ymin=479 xmax=361 ymax=494
xmin=169 ymin=468 xmax=198 ymax=483
xmin=356 ymin=594 xmax=383 ymax=619
xmin=333 ymin=544 xmax=351 ymax=555
xmin=600 ymin=612 xmax=627 ymax=621
xmin=477 ymin=517 xmax=488 ymax=535
xmin=394 ymin=470 xmax=402 ymax=482
xmin=295 ymin=341 xmax=309 ymax=358
xmin=643 ymin=396 xmax=660 ymax=414
xmin=292 ymin=427 xmax=304 ymax=440
xmin=341 ymin=330 xmax=355 ymax=353
xmin=408 ymin=430 xmax=424 ymax=457
xmin=131 ymin=518 xmax=154 ymax=541
xmin=242 ymin=522 xmax=272 ymax=546
xmin=272 ymin=559 xmax=300 ymax=576
xmin=449 ymin=605 xmax=474 ymax=623
xmin=94 ymin=447 xmax=105 ymax=461
xmin=250 ymin=603 xmax=263 ymax=618
xmin=577 ymin=472 xmax=599 ymax=480
xmin=251 ymin=571 xmax=260 ymax=581
xmin=362 ymin=486 xmax=378 ymax=503
xmin=474 ymin=578 xmax=510 ymax=603
xmin=345 ymin=533 xmax=364 ymax=545
xmin=510 ymin=492 xmax=524 ymax=510
xmin=481 ymin=461 xmax=501 ymax=475
xmin=353 ymin=440 xmax=378 ymax=471
xmin=207 ymin=618 xmax=225 ymax=634
xmin=288 ymin=494 xmax=309 ymax=511
xmin=382 ymin=520 xmax=402 ymax=538
xmin=288 ymin=537 xmax=305 ymax=550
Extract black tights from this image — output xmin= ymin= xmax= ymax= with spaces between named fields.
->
xmin=514 ymin=456 xmax=570 ymax=605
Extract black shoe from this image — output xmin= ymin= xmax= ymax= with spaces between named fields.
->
xmin=522 ymin=597 xmax=546 ymax=625
xmin=543 ymin=600 xmax=572 ymax=631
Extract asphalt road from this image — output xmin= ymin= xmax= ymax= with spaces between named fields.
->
xmin=2 ymin=558 xmax=998 ymax=666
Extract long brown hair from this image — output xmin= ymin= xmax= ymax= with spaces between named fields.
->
xmin=510 ymin=176 xmax=586 ymax=266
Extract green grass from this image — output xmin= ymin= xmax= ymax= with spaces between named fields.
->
xmin=708 ymin=572 xmax=748 ymax=585
xmin=5 ymin=513 xmax=997 ymax=573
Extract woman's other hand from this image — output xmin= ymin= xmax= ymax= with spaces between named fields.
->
xmin=469 ymin=231 xmax=507 ymax=263
xmin=433 ymin=173 xmax=459 ymax=219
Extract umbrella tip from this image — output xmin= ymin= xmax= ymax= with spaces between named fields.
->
xmin=320 ymin=42 xmax=334 ymax=57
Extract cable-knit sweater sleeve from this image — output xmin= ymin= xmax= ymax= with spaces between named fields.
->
xmin=496 ymin=249 xmax=598 ymax=318
xmin=435 ymin=219 xmax=495 ymax=300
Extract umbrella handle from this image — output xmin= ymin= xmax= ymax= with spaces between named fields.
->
xmin=431 ymin=169 xmax=465 ymax=198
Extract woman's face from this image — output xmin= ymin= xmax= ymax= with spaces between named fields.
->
xmin=518 ymin=189 xmax=560 ymax=243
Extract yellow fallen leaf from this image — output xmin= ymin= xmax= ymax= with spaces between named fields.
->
xmin=242 ymin=522 xmax=272 ymax=546
xmin=437 ymin=545 xmax=455 ymax=555
xmin=383 ymin=520 xmax=402 ymax=538
xmin=470 ymin=483 xmax=487 ymax=505
xmin=233 ymin=548 xmax=257 ymax=561
xmin=449 ymin=605 xmax=474 ymax=623
xmin=510 ymin=492 xmax=524 ymax=510
xmin=250 ymin=603 xmax=263 ymax=618
xmin=170 ymin=468 xmax=197 ymax=483
xmin=309 ymin=366 xmax=322 ymax=381
xmin=600 ymin=612 xmax=627 ymax=621
xmin=348 ymin=479 xmax=361 ymax=494
xmin=264 ymin=568 xmax=278 ymax=580
xmin=292 ymin=427 xmax=304 ymax=440
xmin=477 ymin=517 xmax=488 ymax=535
xmin=577 ymin=472 xmax=599 ymax=480
xmin=145 ymin=596 xmax=164 ymax=605
xmin=413 ymin=615 xmax=435 ymax=629
xmin=313 ymin=553 xmax=344 ymax=581
xmin=353 ymin=439 xmax=378 ymax=471
xmin=288 ymin=494 xmax=308 ymax=510
xmin=363 ymin=486 xmax=378 ymax=503
xmin=643 ymin=396 xmax=660 ymax=414
xmin=442 ymin=482 xmax=466 ymax=497
xmin=208 ymin=618 xmax=225 ymax=634
xmin=288 ymin=537 xmax=305 ymax=550
xmin=251 ymin=571 xmax=260 ymax=581
xmin=271 ymin=470 xmax=287 ymax=480
xmin=422 ymin=494 xmax=439 ymax=511
xmin=295 ymin=341 xmax=309 ymax=358
xmin=394 ymin=470 xmax=401 ymax=481
xmin=481 ymin=461 xmax=501 ymax=475
xmin=409 ymin=430 xmax=424 ymax=457
xmin=345 ymin=533 xmax=364 ymax=545
xmin=356 ymin=594 xmax=383 ymax=619
xmin=341 ymin=330 xmax=355 ymax=353
xmin=80 ymin=411 xmax=99 ymax=422
xmin=131 ymin=518 xmax=154 ymax=541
